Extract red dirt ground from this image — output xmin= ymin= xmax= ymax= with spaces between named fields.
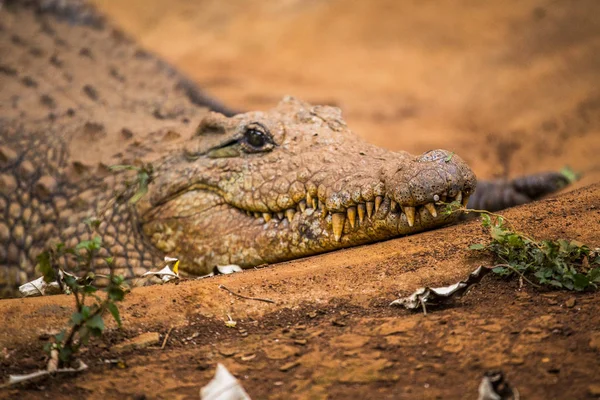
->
xmin=2 ymin=1 xmax=600 ymax=399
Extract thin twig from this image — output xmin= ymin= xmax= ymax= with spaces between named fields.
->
xmin=161 ymin=327 xmax=173 ymax=350
xmin=219 ymin=285 xmax=276 ymax=304
xmin=492 ymin=264 xmax=541 ymax=288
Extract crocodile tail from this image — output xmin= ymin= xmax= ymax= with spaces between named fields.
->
xmin=467 ymin=171 xmax=573 ymax=212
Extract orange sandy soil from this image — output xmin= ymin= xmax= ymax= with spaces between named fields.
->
xmin=2 ymin=1 xmax=600 ymax=399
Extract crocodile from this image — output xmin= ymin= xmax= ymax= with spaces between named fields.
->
xmin=0 ymin=1 xmax=569 ymax=296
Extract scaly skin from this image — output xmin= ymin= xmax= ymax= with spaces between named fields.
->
xmin=0 ymin=0 xmax=568 ymax=296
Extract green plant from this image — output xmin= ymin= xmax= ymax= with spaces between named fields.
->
xmin=37 ymin=163 xmax=153 ymax=367
xmin=469 ymin=213 xmax=600 ymax=290
xmin=38 ymin=234 xmax=126 ymax=367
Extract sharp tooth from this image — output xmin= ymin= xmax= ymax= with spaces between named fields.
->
xmin=286 ymin=209 xmax=295 ymax=222
xmin=277 ymin=212 xmax=284 ymax=220
xmin=357 ymin=203 xmax=366 ymax=224
xmin=455 ymin=191 xmax=463 ymax=205
xmin=331 ymin=212 xmax=346 ymax=242
xmin=263 ymin=213 xmax=272 ymax=222
xmin=424 ymin=203 xmax=437 ymax=218
xmin=347 ymin=206 xmax=357 ymax=228
xmin=298 ymin=200 xmax=307 ymax=212
xmin=366 ymin=201 xmax=374 ymax=218
xmin=306 ymin=192 xmax=313 ymax=208
xmin=321 ymin=206 xmax=328 ymax=218
xmin=375 ymin=196 xmax=383 ymax=213
xmin=254 ymin=212 xmax=261 ymax=218
xmin=390 ymin=200 xmax=398 ymax=212
xmin=462 ymin=194 xmax=470 ymax=207
xmin=404 ymin=206 xmax=415 ymax=227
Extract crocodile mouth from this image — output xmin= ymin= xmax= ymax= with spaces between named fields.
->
xmin=238 ymin=189 xmax=472 ymax=241
xmin=148 ymin=178 xmax=473 ymax=244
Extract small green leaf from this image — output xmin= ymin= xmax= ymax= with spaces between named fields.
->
xmin=573 ymin=273 xmax=590 ymax=291
xmin=80 ymin=305 xmax=91 ymax=319
xmin=559 ymin=166 xmax=580 ymax=184
xmin=59 ymin=347 xmax=73 ymax=362
xmin=36 ymin=251 xmax=55 ymax=283
xmin=445 ymin=152 xmax=455 ymax=162
xmin=469 ymin=243 xmax=486 ymax=250
xmin=109 ymin=164 xmax=140 ymax=172
xmin=54 ymin=330 xmax=66 ymax=343
xmin=85 ymin=314 xmax=105 ymax=336
xmin=71 ymin=312 xmax=84 ymax=325
xmin=107 ymin=302 xmax=122 ymax=327
xmin=83 ymin=285 xmax=98 ymax=294
xmin=108 ymin=286 xmax=125 ymax=302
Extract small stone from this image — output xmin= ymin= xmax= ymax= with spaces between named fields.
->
xmin=589 ymin=384 xmax=600 ymax=396
xmin=307 ymin=311 xmax=317 ymax=319
xmin=112 ymin=332 xmax=160 ymax=352
xmin=294 ymin=339 xmax=307 ymax=345
xmin=589 ymin=332 xmax=600 ymax=350
xmin=331 ymin=319 xmax=346 ymax=327
xmin=218 ymin=347 xmax=237 ymax=357
xmin=279 ymin=360 xmax=300 ymax=372
xmin=565 ymin=297 xmax=576 ymax=308
xmin=479 ymin=324 xmax=502 ymax=333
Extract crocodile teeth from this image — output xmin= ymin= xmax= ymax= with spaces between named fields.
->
xmin=263 ymin=213 xmax=272 ymax=222
xmin=375 ymin=196 xmax=383 ymax=213
xmin=298 ymin=200 xmax=307 ymax=212
xmin=404 ymin=206 xmax=415 ymax=227
xmin=286 ymin=209 xmax=296 ymax=222
xmin=347 ymin=206 xmax=357 ymax=228
xmin=462 ymin=194 xmax=470 ymax=207
xmin=332 ymin=212 xmax=346 ymax=242
xmin=357 ymin=203 xmax=366 ymax=224
xmin=321 ymin=206 xmax=328 ymax=218
xmin=306 ymin=192 xmax=313 ymax=208
xmin=366 ymin=201 xmax=374 ymax=218
xmin=424 ymin=203 xmax=437 ymax=218
xmin=455 ymin=191 xmax=463 ymax=205
xmin=277 ymin=212 xmax=284 ymax=220
xmin=254 ymin=212 xmax=261 ymax=218
xmin=390 ymin=200 xmax=398 ymax=212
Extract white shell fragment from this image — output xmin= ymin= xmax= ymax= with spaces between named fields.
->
xmin=215 ymin=264 xmax=243 ymax=275
xmin=142 ymin=257 xmax=180 ymax=282
xmin=477 ymin=371 xmax=519 ymax=400
xmin=390 ymin=266 xmax=490 ymax=312
xmin=200 ymin=363 xmax=251 ymax=400
xmin=197 ymin=264 xmax=244 ymax=280
xmin=142 ymin=265 xmax=179 ymax=282
xmin=18 ymin=270 xmax=78 ymax=297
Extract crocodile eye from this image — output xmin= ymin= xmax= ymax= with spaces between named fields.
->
xmin=241 ymin=123 xmax=274 ymax=153
xmin=246 ymin=128 xmax=266 ymax=147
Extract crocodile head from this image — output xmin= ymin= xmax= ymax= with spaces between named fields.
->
xmin=139 ymin=97 xmax=476 ymax=275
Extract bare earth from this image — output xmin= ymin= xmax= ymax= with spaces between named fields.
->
xmin=2 ymin=1 xmax=600 ymax=399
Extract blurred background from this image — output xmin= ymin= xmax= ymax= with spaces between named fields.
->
xmin=93 ymin=0 xmax=600 ymax=187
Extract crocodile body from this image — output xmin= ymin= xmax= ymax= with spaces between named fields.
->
xmin=0 ymin=1 xmax=568 ymax=296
